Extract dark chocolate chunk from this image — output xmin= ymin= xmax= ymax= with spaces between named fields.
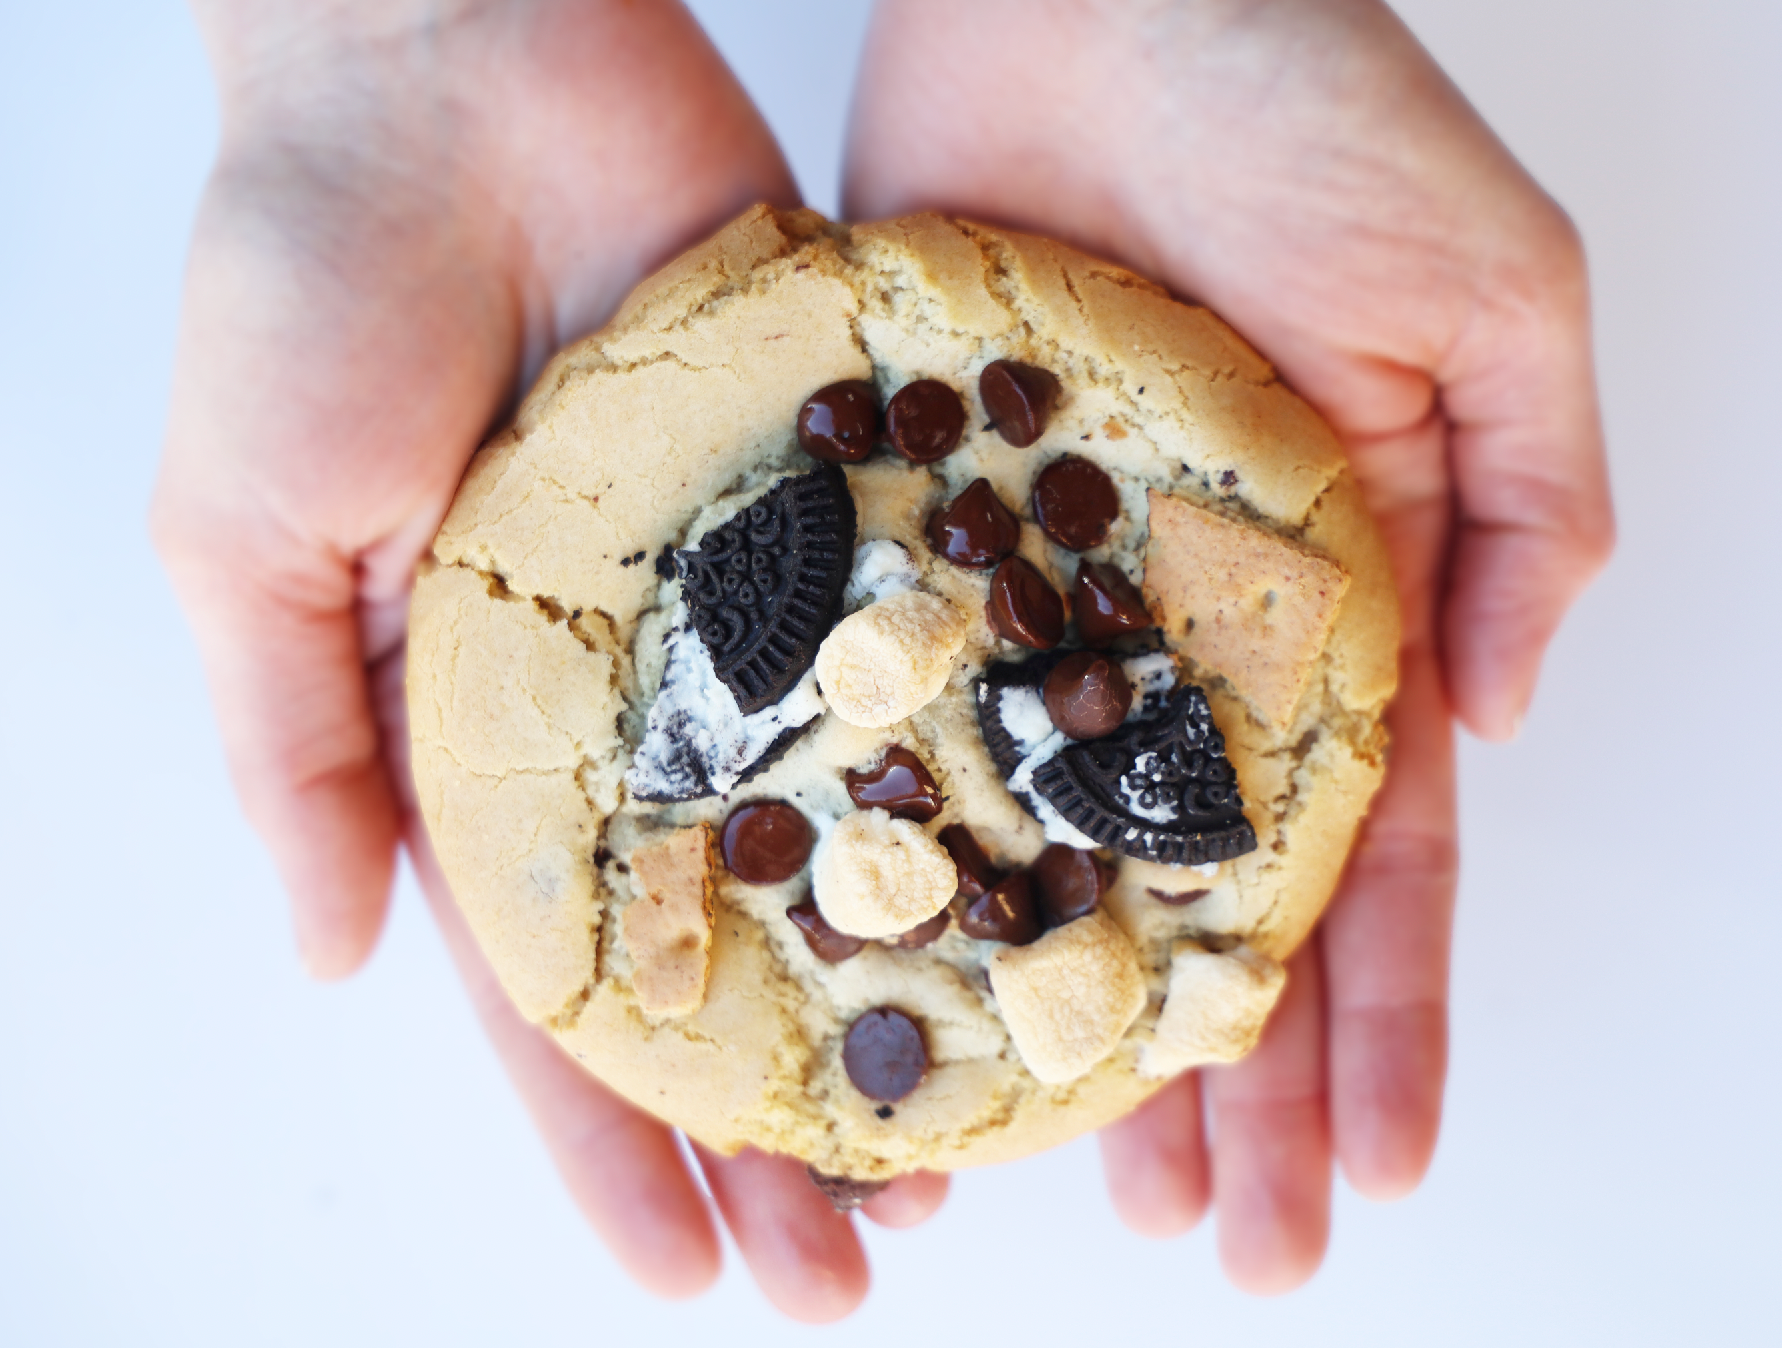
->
xmin=980 ymin=360 xmax=1060 ymax=447
xmin=1032 ymin=456 xmax=1120 ymax=551
xmin=1147 ymin=887 xmax=1211 ymax=907
xmin=846 ymin=746 xmax=943 ymax=822
xmin=961 ymin=872 xmax=1041 ymax=945
xmin=1029 ymin=844 xmax=1115 ymax=928
xmin=883 ymin=906 xmax=952 ymax=949
xmin=1043 ymin=651 xmax=1133 ymax=740
xmin=844 ymin=1008 xmax=928 ymax=1102
xmin=797 ymin=380 xmax=880 ymax=463
xmin=807 ymin=1166 xmax=890 ymax=1212
xmin=1074 ymin=560 xmax=1151 ymax=647
xmin=937 ymin=823 xmax=1002 ymax=898
xmin=676 ymin=464 xmax=857 ymax=715
xmin=721 ymin=801 xmax=812 ymax=884
xmin=987 ymin=556 xmax=1066 ymax=649
xmin=886 ymin=379 xmax=966 ymax=463
xmin=787 ymin=899 xmax=866 ymax=962
xmin=926 ymin=478 xmax=1020 ymax=569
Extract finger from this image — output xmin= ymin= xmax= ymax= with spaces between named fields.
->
xmin=1098 ymin=1069 xmax=1210 ymax=1238
xmin=1323 ymin=638 xmax=1456 ymax=1199
xmin=859 ymin=1170 xmax=949 ymax=1229
xmin=1205 ymin=944 xmax=1331 ymax=1294
xmin=405 ymin=821 xmax=722 ymax=1298
xmin=694 ymin=1145 xmax=870 ymax=1323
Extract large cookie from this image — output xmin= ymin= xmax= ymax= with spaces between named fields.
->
xmin=407 ymin=207 xmax=1399 ymax=1182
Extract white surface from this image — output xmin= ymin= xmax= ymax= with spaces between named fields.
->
xmin=2 ymin=1 xmax=1778 ymax=1343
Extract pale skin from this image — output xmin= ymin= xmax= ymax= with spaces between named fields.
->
xmin=154 ymin=0 xmax=1612 ymax=1316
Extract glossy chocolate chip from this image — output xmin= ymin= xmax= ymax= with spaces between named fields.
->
xmin=1074 ymin=560 xmax=1151 ymax=647
xmin=926 ymin=478 xmax=1020 ymax=570
xmin=980 ymin=360 xmax=1060 ymax=447
xmin=961 ymin=871 xmax=1041 ymax=945
xmin=846 ymin=746 xmax=943 ymax=822
xmin=1146 ymin=887 xmax=1211 ymax=907
xmin=787 ymin=900 xmax=867 ymax=963
xmin=886 ymin=379 xmax=966 ymax=464
xmin=797 ymin=380 xmax=880 ymax=463
xmin=1043 ymin=651 xmax=1133 ymax=740
xmin=844 ymin=1007 xmax=929 ymax=1102
xmin=883 ymin=906 xmax=952 ymax=950
xmin=938 ymin=823 xmax=1002 ymax=899
xmin=807 ymin=1166 xmax=889 ymax=1211
xmin=720 ymin=801 xmax=812 ymax=884
xmin=1032 ymin=456 xmax=1120 ymax=551
xmin=1029 ymin=844 xmax=1115 ymax=928
xmin=987 ymin=556 xmax=1066 ymax=649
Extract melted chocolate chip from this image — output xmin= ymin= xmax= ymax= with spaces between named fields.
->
xmin=720 ymin=801 xmax=812 ymax=884
xmin=980 ymin=360 xmax=1060 ymax=447
xmin=1033 ymin=456 xmax=1121 ymax=551
xmin=844 ymin=1007 xmax=928 ymax=1102
xmin=1147 ymin=887 xmax=1211 ymax=906
xmin=1029 ymin=844 xmax=1115 ymax=928
xmin=797 ymin=380 xmax=880 ymax=463
xmin=961 ymin=871 xmax=1041 ymax=945
xmin=883 ymin=906 xmax=951 ymax=949
xmin=807 ymin=1166 xmax=889 ymax=1211
xmin=846 ymin=746 xmax=943 ymax=822
xmin=926 ymin=478 xmax=1020 ymax=570
xmin=1074 ymin=560 xmax=1151 ymax=647
xmin=787 ymin=899 xmax=866 ymax=962
xmin=1043 ymin=651 xmax=1133 ymax=740
xmin=938 ymin=823 xmax=1002 ymax=898
xmin=987 ymin=556 xmax=1066 ymax=649
xmin=886 ymin=380 xmax=966 ymax=464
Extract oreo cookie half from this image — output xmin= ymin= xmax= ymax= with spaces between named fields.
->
xmin=677 ymin=463 xmax=857 ymax=715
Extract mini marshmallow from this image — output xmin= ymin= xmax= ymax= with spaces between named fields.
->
xmin=815 ymin=590 xmax=969 ymax=728
xmin=1139 ymin=941 xmax=1286 ymax=1078
xmin=988 ymin=910 xmax=1147 ymax=1084
xmin=620 ymin=826 xmax=715 ymax=1017
xmin=812 ymin=808 xmax=957 ymax=939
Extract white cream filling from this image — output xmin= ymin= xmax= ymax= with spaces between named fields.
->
xmin=841 ymin=539 xmax=921 ymax=612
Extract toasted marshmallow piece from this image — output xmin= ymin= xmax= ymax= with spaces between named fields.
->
xmin=1139 ymin=941 xmax=1286 ymax=1078
xmin=620 ymin=826 xmax=716 ymax=1018
xmin=813 ymin=808 xmax=957 ymax=939
xmin=989 ymin=910 xmax=1147 ymax=1084
xmin=815 ymin=591 xmax=969 ymax=728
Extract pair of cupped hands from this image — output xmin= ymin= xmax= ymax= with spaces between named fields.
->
xmin=153 ymin=0 xmax=1612 ymax=1319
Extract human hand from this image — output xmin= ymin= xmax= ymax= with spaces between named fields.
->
xmin=846 ymin=0 xmax=1613 ymax=1291
xmin=153 ymin=0 xmax=942 ymax=1319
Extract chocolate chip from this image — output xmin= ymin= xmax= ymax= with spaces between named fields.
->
xmin=875 ymin=1105 xmax=895 ymax=1119
xmin=883 ymin=905 xmax=951 ymax=949
xmin=961 ymin=871 xmax=1041 ymax=945
xmin=787 ymin=899 xmax=866 ymax=962
xmin=677 ymin=464 xmax=857 ymax=714
xmin=845 ymin=746 xmax=943 ymax=822
xmin=720 ymin=801 xmax=812 ymax=883
xmin=844 ymin=1008 xmax=928 ymax=1102
xmin=926 ymin=478 xmax=1020 ymax=570
xmin=987 ymin=556 xmax=1065 ymax=649
xmin=797 ymin=380 xmax=880 ymax=463
xmin=1042 ymin=650 xmax=1133 ymax=740
xmin=1146 ymin=887 xmax=1211 ymax=906
xmin=806 ymin=1166 xmax=889 ymax=1211
xmin=980 ymin=360 xmax=1060 ymax=447
xmin=938 ymin=823 xmax=1002 ymax=898
xmin=886 ymin=380 xmax=966 ymax=463
xmin=1074 ymin=560 xmax=1151 ymax=647
xmin=1032 ymin=456 xmax=1120 ymax=551
xmin=1029 ymin=844 xmax=1115 ymax=928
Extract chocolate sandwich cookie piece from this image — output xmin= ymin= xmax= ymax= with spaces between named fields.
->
xmin=797 ymin=380 xmax=881 ymax=463
xmin=846 ymin=746 xmax=944 ymax=822
xmin=807 ymin=1166 xmax=890 ymax=1212
xmin=1043 ymin=651 xmax=1133 ymax=740
xmin=676 ymin=463 xmax=857 ymax=715
xmin=927 ymin=478 xmax=1020 ymax=569
xmin=721 ymin=801 xmax=813 ymax=884
xmin=987 ymin=556 xmax=1066 ymax=649
xmin=844 ymin=1008 xmax=929 ymax=1102
xmin=1030 ymin=684 xmax=1257 ymax=866
xmin=886 ymin=379 xmax=966 ymax=464
xmin=882 ymin=906 xmax=951 ymax=950
xmin=1074 ymin=561 xmax=1151 ymax=647
xmin=937 ymin=823 xmax=1003 ymax=899
xmin=961 ymin=872 xmax=1042 ymax=946
xmin=1032 ymin=456 xmax=1120 ymax=552
xmin=1029 ymin=844 xmax=1116 ymax=928
xmin=787 ymin=900 xmax=867 ymax=963
xmin=980 ymin=360 xmax=1060 ymax=447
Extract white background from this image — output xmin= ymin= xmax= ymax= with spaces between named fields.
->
xmin=2 ymin=1 xmax=1778 ymax=1343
